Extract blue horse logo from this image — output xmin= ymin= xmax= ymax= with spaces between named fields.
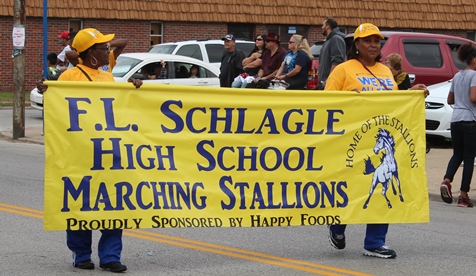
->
xmin=363 ymin=128 xmax=404 ymax=209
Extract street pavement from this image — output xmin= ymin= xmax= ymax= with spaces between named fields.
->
xmin=1 ymin=108 xmax=474 ymax=204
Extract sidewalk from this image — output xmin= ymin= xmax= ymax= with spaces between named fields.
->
xmin=1 ymin=126 xmax=473 ymax=204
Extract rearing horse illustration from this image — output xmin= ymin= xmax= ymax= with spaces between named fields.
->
xmin=363 ymin=128 xmax=404 ymax=209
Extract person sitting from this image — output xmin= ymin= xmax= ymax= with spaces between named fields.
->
xmin=385 ymin=53 xmax=411 ymax=90
xmin=232 ymin=34 xmax=266 ymax=88
xmin=140 ymin=65 xmax=154 ymax=79
xmin=246 ymin=33 xmax=287 ymax=89
xmin=150 ymin=60 xmax=167 ymax=79
xmin=275 ymin=34 xmax=312 ymax=90
xmin=189 ymin=65 xmax=200 ymax=78
xmin=177 ymin=65 xmax=189 ymax=78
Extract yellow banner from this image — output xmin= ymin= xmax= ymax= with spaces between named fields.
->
xmin=43 ymin=82 xmax=429 ymax=230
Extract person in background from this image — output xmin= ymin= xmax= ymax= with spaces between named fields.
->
xmin=66 ymin=38 xmax=128 ymax=72
xmin=275 ymin=34 xmax=312 ymax=90
xmin=57 ymin=30 xmax=71 ymax=71
xmin=439 ymin=43 xmax=476 ymax=207
xmin=151 ymin=60 xmax=167 ymax=79
xmin=46 ymin=53 xmax=62 ymax=80
xmin=317 ymin=18 xmax=346 ymax=90
xmin=246 ymin=33 xmax=287 ymax=88
xmin=219 ymin=34 xmax=245 ymax=87
xmin=231 ymin=34 xmax=267 ymax=88
xmin=325 ymin=23 xmax=429 ymax=259
xmin=189 ymin=64 xmax=200 ymax=78
xmin=36 ymin=28 xmax=142 ymax=273
xmin=385 ymin=53 xmax=411 ymax=90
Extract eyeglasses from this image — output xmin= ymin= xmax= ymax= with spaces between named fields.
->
xmin=256 ymin=38 xmax=263 ymax=41
xmin=94 ymin=45 xmax=110 ymax=52
xmin=288 ymin=41 xmax=296 ymax=44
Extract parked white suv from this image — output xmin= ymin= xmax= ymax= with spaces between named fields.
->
xmin=149 ymin=39 xmax=255 ymax=68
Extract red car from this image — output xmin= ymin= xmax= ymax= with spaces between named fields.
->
xmin=307 ymin=41 xmax=322 ymax=89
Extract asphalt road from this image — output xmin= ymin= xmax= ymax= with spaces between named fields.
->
xmin=0 ymin=109 xmax=475 ymax=275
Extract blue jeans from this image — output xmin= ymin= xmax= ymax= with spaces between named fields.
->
xmin=67 ymin=229 xmax=123 ymax=265
xmin=330 ymin=224 xmax=389 ymax=250
xmin=231 ymin=78 xmax=248 ymax=88
xmin=444 ymin=121 xmax=476 ymax=192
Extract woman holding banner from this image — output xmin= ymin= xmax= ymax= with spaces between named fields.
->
xmin=37 ymin=28 xmax=142 ymax=272
xmin=324 ymin=23 xmax=429 ymax=259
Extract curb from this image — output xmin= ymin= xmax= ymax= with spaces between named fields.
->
xmin=0 ymin=131 xmax=44 ymax=145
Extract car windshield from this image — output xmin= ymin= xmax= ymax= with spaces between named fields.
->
xmin=112 ymin=56 xmax=143 ymax=77
xmin=149 ymin=45 xmax=177 ymax=54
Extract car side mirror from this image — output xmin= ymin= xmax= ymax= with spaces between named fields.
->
xmin=131 ymin=73 xmax=145 ymax=80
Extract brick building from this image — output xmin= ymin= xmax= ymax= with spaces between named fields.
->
xmin=0 ymin=0 xmax=476 ymax=91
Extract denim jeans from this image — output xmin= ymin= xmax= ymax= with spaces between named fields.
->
xmin=231 ymin=79 xmax=248 ymax=88
xmin=330 ymin=224 xmax=389 ymax=250
xmin=444 ymin=121 xmax=476 ymax=192
xmin=67 ymin=229 xmax=123 ymax=265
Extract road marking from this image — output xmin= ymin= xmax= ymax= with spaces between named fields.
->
xmin=0 ymin=202 xmax=373 ymax=276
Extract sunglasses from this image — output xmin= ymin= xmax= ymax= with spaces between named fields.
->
xmin=256 ymin=38 xmax=263 ymax=41
xmin=288 ymin=41 xmax=296 ymax=44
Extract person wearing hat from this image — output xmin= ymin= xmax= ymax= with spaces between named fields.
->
xmin=219 ymin=34 xmax=246 ymax=87
xmin=65 ymin=38 xmax=129 ymax=72
xmin=57 ymin=30 xmax=71 ymax=71
xmin=246 ymin=33 xmax=286 ymax=88
xmin=325 ymin=23 xmax=429 ymax=259
xmin=36 ymin=28 xmax=142 ymax=272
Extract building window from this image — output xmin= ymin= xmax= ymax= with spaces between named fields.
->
xmin=150 ymin=22 xmax=163 ymax=46
xmin=228 ymin=24 xmax=253 ymax=40
xmin=268 ymin=25 xmax=309 ymax=49
xmin=68 ymin=20 xmax=83 ymax=34
xmin=467 ymin=31 xmax=476 ymax=41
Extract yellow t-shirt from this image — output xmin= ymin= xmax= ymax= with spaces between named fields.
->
xmin=58 ymin=64 xmax=115 ymax=82
xmin=325 ymin=59 xmax=398 ymax=91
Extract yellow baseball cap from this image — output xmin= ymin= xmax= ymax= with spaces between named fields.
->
xmin=354 ymin=23 xmax=384 ymax=40
xmin=72 ymin=28 xmax=115 ymax=54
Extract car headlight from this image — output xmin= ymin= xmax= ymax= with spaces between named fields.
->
xmin=425 ymin=102 xmax=444 ymax=109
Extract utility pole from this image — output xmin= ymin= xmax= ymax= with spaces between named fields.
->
xmin=12 ymin=0 xmax=26 ymax=139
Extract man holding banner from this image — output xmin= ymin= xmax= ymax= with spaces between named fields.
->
xmin=38 ymin=28 xmax=142 ymax=272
